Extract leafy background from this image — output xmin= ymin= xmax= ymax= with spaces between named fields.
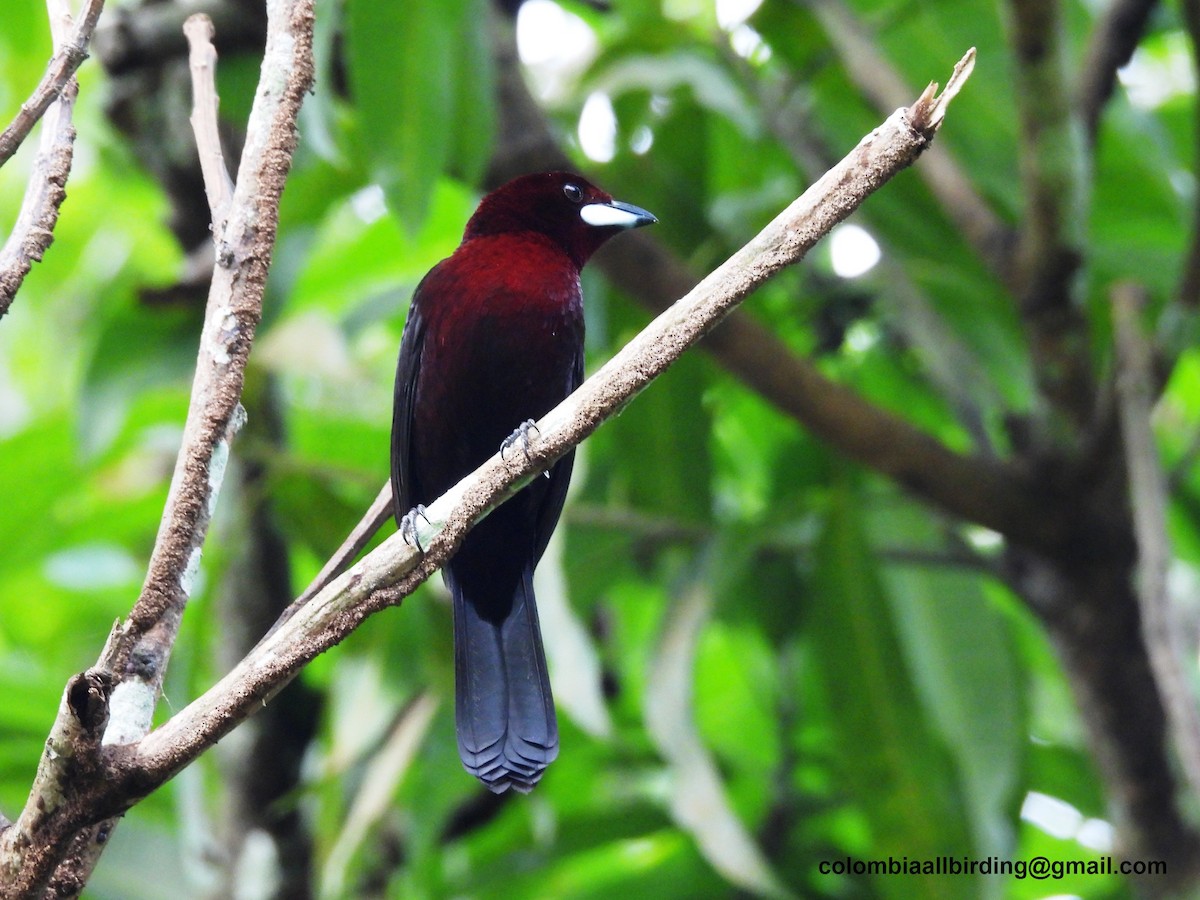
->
xmin=0 ymin=0 xmax=1195 ymax=897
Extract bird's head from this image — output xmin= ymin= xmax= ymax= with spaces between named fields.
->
xmin=464 ymin=172 xmax=657 ymax=268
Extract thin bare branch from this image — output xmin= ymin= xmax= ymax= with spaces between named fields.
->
xmin=0 ymin=0 xmax=92 ymax=318
xmin=0 ymin=0 xmax=104 ymax=169
xmin=261 ymin=480 xmax=393 ymax=636
xmin=1112 ymin=281 xmax=1200 ymax=800
xmin=292 ymin=482 xmax=393 ymax=608
xmin=0 ymin=81 xmax=76 ymax=318
xmin=184 ymin=13 xmax=234 ymax=222
xmin=95 ymin=0 xmax=265 ymax=76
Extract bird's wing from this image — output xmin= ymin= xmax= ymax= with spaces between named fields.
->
xmin=390 ymin=285 xmax=429 ymax=522
xmin=530 ymin=345 xmax=585 ymax=566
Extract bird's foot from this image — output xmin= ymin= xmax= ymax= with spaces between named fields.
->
xmin=500 ymin=419 xmax=540 ymax=463
xmin=399 ymin=504 xmax=430 ymax=553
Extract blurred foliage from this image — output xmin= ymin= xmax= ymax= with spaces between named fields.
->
xmin=0 ymin=0 xmax=1191 ymax=897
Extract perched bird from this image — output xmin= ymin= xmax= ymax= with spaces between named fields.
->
xmin=391 ymin=172 xmax=656 ymax=793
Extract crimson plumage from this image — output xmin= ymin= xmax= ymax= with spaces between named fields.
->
xmin=391 ymin=172 xmax=656 ymax=792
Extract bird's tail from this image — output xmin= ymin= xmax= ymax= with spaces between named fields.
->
xmin=450 ymin=567 xmax=558 ymax=793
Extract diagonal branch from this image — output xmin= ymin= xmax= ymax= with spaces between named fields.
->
xmin=0 ymin=83 xmax=75 ymax=319
xmin=184 ymin=13 xmax=235 ymax=222
xmin=0 ymin=0 xmax=105 ymax=169
xmin=300 ymin=39 xmax=1046 ymax=611
xmin=0 ymin=0 xmax=97 ymax=318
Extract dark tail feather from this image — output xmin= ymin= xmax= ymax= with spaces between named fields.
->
xmin=451 ymin=567 xmax=558 ymax=793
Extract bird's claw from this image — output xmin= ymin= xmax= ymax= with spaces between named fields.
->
xmin=400 ymin=504 xmax=431 ymax=553
xmin=500 ymin=419 xmax=540 ymax=463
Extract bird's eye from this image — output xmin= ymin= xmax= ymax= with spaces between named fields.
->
xmin=563 ymin=183 xmax=583 ymax=203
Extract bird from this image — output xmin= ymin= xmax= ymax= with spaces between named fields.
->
xmin=391 ymin=172 xmax=656 ymax=793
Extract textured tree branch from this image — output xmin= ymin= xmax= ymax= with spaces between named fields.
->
xmin=0 ymin=0 xmax=89 ymax=319
xmin=299 ymin=31 xmax=1056 ymax=605
xmin=1112 ymin=282 xmax=1200 ymax=799
xmin=0 ymin=83 xmax=75 ymax=319
xmin=184 ymin=13 xmax=234 ymax=222
xmin=0 ymin=0 xmax=315 ymax=892
xmin=0 ymin=0 xmax=104 ymax=169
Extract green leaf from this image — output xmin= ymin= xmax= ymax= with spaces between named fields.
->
xmin=345 ymin=0 xmax=489 ymax=228
xmin=868 ymin=500 xmax=1027 ymax=863
xmin=591 ymin=52 xmax=759 ymax=138
xmin=445 ymin=0 xmax=495 ymax=187
xmin=78 ymin=302 xmax=201 ymax=458
xmin=810 ymin=477 xmax=978 ymax=900
xmin=589 ymin=293 xmax=715 ymax=523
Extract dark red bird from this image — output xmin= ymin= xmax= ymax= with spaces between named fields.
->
xmin=391 ymin=172 xmax=656 ymax=792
